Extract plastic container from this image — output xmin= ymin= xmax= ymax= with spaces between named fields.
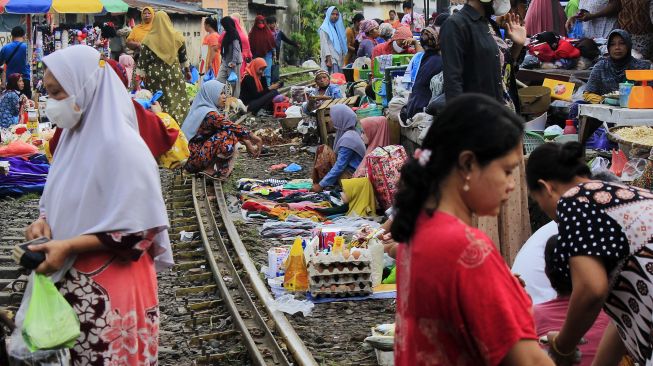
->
xmin=563 ymin=119 xmax=577 ymax=135
xmin=619 ymin=82 xmax=633 ymax=108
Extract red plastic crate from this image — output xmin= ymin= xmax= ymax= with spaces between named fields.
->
xmin=273 ymin=101 xmax=290 ymax=118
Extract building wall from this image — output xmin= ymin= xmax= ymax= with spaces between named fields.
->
xmin=170 ymin=14 xmax=205 ymax=66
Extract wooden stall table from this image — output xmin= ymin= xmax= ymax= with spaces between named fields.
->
xmin=577 ymin=104 xmax=653 ymax=144
xmin=315 ymin=96 xmax=359 ymax=144
xmin=517 ymin=68 xmax=591 ymax=86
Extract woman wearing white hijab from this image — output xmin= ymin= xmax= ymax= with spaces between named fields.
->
xmin=22 ymin=45 xmax=172 ymax=365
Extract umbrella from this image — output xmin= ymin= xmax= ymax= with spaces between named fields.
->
xmin=0 ymin=0 xmax=129 ymax=14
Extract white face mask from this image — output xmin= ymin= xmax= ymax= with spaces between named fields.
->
xmin=46 ymin=95 xmax=83 ymax=129
xmin=493 ymin=0 xmax=511 ymax=17
xmin=392 ymin=41 xmax=405 ymax=53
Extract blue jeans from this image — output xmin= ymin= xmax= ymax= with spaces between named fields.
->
xmin=264 ymin=51 xmax=273 ymax=86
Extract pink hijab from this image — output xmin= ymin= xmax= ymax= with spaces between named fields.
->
xmin=353 ymin=117 xmax=391 ymax=177
xmin=118 ymin=54 xmax=135 ymax=88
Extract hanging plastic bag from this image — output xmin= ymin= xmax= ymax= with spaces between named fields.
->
xmin=203 ymin=68 xmax=216 ymax=82
xmin=7 ymin=273 xmax=74 ymax=365
xmin=283 ymin=237 xmax=308 ymax=292
xmin=610 ymin=149 xmax=628 ymax=177
xmin=227 ymin=70 xmax=238 ymax=84
xmin=621 ymin=158 xmax=647 ymax=181
xmin=22 ymin=273 xmax=80 ymax=352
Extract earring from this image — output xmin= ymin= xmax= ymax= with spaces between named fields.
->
xmin=463 ymin=176 xmax=470 ymax=192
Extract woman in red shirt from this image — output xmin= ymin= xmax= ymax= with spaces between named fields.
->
xmin=390 ymin=94 xmax=553 ymax=366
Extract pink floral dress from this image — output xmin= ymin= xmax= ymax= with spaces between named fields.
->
xmin=60 ymin=229 xmax=161 ymax=366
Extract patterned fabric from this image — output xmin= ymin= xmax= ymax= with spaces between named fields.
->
xmin=61 ymin=229 xmax=160 ymax=365
xmin=184 ymin=111 xmax=249 ymax=176
xmin=618 ymin=0 xmax=653 ymax=36
xmin=365 ymin=145 xmax=407 ymax=210
xmin=0 ymin=91 xmax=20 ymax=128
xmin=136 ymin=46 xmax=190 ymax=123
xmin=554 ymin=181 xmax=653 ymax=364
xmin=490 ymin=25 xmax=516 ymax=112
xmin=395 ymin=211 xmax=537 ymax=365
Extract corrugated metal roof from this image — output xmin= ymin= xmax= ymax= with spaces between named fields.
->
xmin=124 ymin=0 xmax=215 ymax=15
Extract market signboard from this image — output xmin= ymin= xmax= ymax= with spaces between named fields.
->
xmin=0 ymin=32 xmax=13 ymax=47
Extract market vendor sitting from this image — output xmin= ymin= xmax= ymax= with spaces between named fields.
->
xmin=311 ymin=105 xmax=365 ymax=192
xmin=240 ymin=58 xmax=281 ymax=115
xmin=371 ymin=25 xmax=422 ymax=61
xmin=304 ymin=70 xmax=342 ymax=113
xmin=583 ymin=29 xmax=651 ymax=104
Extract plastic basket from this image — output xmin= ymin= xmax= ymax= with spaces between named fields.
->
xmin=524 ymin=131 xmax=545 ymax=155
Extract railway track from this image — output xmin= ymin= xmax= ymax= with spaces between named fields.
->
xmin=0 ymin=205 xmax=39 ymax=310
xmin=166 ymin=172 xmax=317 ymax=365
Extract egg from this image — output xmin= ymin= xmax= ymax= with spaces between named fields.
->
xmin=330 ymin=284 xmax=337 ymax=291
xmin=342 ymin=249 xmax=350 ymax=259
xmin=348 ymin=284 xmax=356 ymax=291
xmin=352 ymin=250 xmax=361 ymax=260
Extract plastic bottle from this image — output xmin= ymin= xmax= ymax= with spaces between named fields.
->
xmin=563 ymin=119 xmax=577 ymax=135
xmin=368 ymin=238 xmax=384 ymax=287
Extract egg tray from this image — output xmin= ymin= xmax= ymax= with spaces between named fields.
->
xmin=309 ymin=282 xmax=374 ymax=298
xmin=309 ymin=272 xmax=372 ymax=286
xmin=308 ymin=262 xmax=372 ymax=277
xmin=311 ymin=251 xmax=372 ymax=264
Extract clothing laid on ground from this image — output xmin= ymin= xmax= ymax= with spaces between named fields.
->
xmin=0 ymin=41 xmax=29 ymax=79
xmin=554 ymin=181 xmax=653 ymax=364
xmin=440 ymin=4 xmax=504 ymax=103
xmin=395 ymin=211 xmax=537 ymax=365
xmin=0 ymin=91 xmax=21 ymax=128
xmin=534 ymin=296 xmax=610 ymax=366
xmin=405 ymin=51 xmax=442 ymax=120
xmin=511 ymin=221 xmax=559 ymax=305
xmin=240 ymin=74 xmax=278 ymax=113
xmin=185 ymin=111 xmax=249 ymax=177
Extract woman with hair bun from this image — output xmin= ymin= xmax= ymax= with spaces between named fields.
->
xmin=392 ymin=94 xmax=552 ymax=366
xmin=526 ymin=142 xmax=653 ymax=366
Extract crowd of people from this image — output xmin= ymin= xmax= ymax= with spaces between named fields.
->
xmin=1 ymin=0 xmax=653 ymax=364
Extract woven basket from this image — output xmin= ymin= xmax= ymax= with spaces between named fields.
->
xmin=524 ymin=131 xmax=546 ymax=155
xmin=607 ymin=126 xmax=653 ymax=157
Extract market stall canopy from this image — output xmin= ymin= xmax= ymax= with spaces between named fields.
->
xmin=0 ymin=0 xmax=129 ymax=14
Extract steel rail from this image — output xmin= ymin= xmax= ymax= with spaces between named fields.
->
xmin=213 ymin=181 xmax=319 ymax=366
xmin=196 ymin=176 xmax=292 ymax=365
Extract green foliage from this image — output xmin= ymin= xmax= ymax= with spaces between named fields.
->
xmin=291 ymin=0 xmax=362 ymax=63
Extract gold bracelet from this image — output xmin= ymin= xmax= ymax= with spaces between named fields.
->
xmin=551 ymin=335 xmax=576 ymax=357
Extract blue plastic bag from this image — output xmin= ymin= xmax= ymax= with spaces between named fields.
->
xmin=203 ymin=69 xmax=215 ymax=82
xmin=569 ymin=21 xmax=584 ymax=39
xmin=284 ymin=163 xmax=302 ymax=173
xmin=227 ymin=70 xmax=238 ymax=84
